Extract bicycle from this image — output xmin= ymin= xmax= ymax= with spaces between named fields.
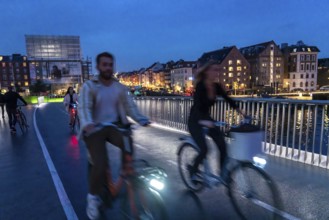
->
xmin=16 ymin=106 xmax=28 ymax=133
xmin=177 ymin=119 xmax=283 ymax=220
xmin=69 ymin=103 xmax=80 ymax=133
xmin=86 ymin=122 xmax=168 ymax=220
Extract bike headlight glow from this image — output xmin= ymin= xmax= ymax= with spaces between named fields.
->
xmin=149 ymin=179 xmax=165 ymax=191
xmin=253 ymin=156 xmax=267 ymax=168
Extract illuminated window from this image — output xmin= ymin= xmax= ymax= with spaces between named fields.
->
xmin=228 ymin=60 xmax=233 ymax=65
xmin=25 ymin=82 xmax=29 ymax=86
xmin=228 ymin=73 xmax=233 ymax=77
xmin=223 ymin=79 xmax=226 ymax=82
xmin=229 ymin=67 xmax=233 ymax=71
xmin=2 ymin=63 xmax=5 ymax=67
xmin=307 ymin=48 xmax=311 ymax=52
xmin=223 ymin=72 xmax=226 ymax=76
xmin=237 ymin=66 xmax=242 ymax=71
xmin=0 ymin=56 xmax=2 ymax=61
xmin=17 ymin=82 xmax=21 ymax=86
xmin=244 ymin=72 xmax=246 ymax=75
xmin=23 ymin=62 xmax=27 ymax=67
xmin=24 ymin=75 xmax=28 ymax=80
xmin=237 ymin=78 xmax=240 ymax=82
xmin=237 ymin=60 xmax=241 ymax=65
xmin=244 ymin=66 xmax=247 ymax=69
xmin=276 ymin=63 xmax=281 ymax=67
xmin=262 ymin=63 xmax=267 ymax=67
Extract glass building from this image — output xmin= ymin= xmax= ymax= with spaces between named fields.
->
xmin=25 ymin=35 xmax=83 ymax=85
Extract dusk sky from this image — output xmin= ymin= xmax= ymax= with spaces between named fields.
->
xmin=1 ymin=0 xmax=329 ymax=72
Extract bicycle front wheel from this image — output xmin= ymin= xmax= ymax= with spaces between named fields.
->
xmin=177 ymin=143 xmax=204 ymax=192
xmin=228 ymin=162 xmax=282 ymax=220
xmin=121 ymin=184 xmax=167 ymax=220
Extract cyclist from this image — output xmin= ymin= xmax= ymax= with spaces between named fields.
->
xmin=188 ymin=61 xmax=244 ymax=183
xmin=78 ymin=52 xmax=150 ymax=220
xmin=4 ymin=86 xmax=27 ymax=133
xmin=0 ymin=90 xmax=5 ymax=119
xmin=63 ymin=87 xmax=78 ymax=126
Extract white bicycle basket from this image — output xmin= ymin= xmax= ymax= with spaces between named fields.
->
xmin=227 ymin=130 xmax=264 ymax=161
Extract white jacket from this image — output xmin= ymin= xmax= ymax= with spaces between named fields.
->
xmin=64 ymin=93 xmax=78 ymax=110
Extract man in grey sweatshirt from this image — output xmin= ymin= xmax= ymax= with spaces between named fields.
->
xmin=78 ymin=52 xmax=150 ymax=220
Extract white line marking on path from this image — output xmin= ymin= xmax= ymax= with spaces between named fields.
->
xmin=167 ymin=160 xmax=178 ymax=166
xmin=33 ymin=107 xmax=78 ymax=220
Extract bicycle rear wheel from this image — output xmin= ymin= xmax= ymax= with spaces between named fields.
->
xmin=20 ymin=112 xmax=28 ymax=132
xmin=16 ymin=113 xmax=24 ymax=133
xmin=228 ymin=161 xmax=282 ymax=220
xmin=177 ymin=143 xmax=205 ymax=192
xmin=121 ymin=183 xmax=167 ymax=220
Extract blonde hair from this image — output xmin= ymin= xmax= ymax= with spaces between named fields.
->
xmin=194 ymin=60 xmax=219 ymax=86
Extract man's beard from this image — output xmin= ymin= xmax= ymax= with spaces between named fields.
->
xmin=100 ymin=71 xmax=113 ymax=80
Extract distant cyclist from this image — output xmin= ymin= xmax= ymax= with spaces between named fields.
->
xmin=4 ymin=86 xmax=27 ymax=133
xmin=78 ymin=52 xmax=150 ymax=220
xmin=188 ymin=61 xmax=244 ymax=183
xmin=0 ymin=90 xmax=5 ymax=119
xmin=63 ymin=87 xmax=78 ymax=126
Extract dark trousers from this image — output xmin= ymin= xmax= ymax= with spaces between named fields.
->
xmin=6 ymin=107 xmax=17 ymax=127
xmin=84 ymin=126 xmax=133 ymax=195
xmin=188 ymin=118 xmax=228 ymax=173
xmin=0 ymin=104 xmax=4 ymax=118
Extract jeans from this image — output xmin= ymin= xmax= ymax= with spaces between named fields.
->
xmin=83 ymin=125 xmax=133 ymax=195
xmin=0 ymin=104 xmax=4 ymax=118
xmin=6 ymin=107 xmax=17 ymax=128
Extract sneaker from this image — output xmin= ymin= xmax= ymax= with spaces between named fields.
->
xmin=86 ymin=194 xmax=102 ymax=220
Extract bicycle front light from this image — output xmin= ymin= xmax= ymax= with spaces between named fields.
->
xmin=149 ymin=178 xmax=165 ymax=191
xmin=253 ymin=156 xmax=267 ymax=168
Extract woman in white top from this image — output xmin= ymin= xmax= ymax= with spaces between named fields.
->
xmin=63 ymin=87 xmax=78 ymax=125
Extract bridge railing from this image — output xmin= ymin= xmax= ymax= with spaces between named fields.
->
xmin=134 ymin=97 xmax=329 ymax=169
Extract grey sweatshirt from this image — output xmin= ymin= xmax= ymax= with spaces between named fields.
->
xmin=78 ymin=78 xmax=149 ymax=135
